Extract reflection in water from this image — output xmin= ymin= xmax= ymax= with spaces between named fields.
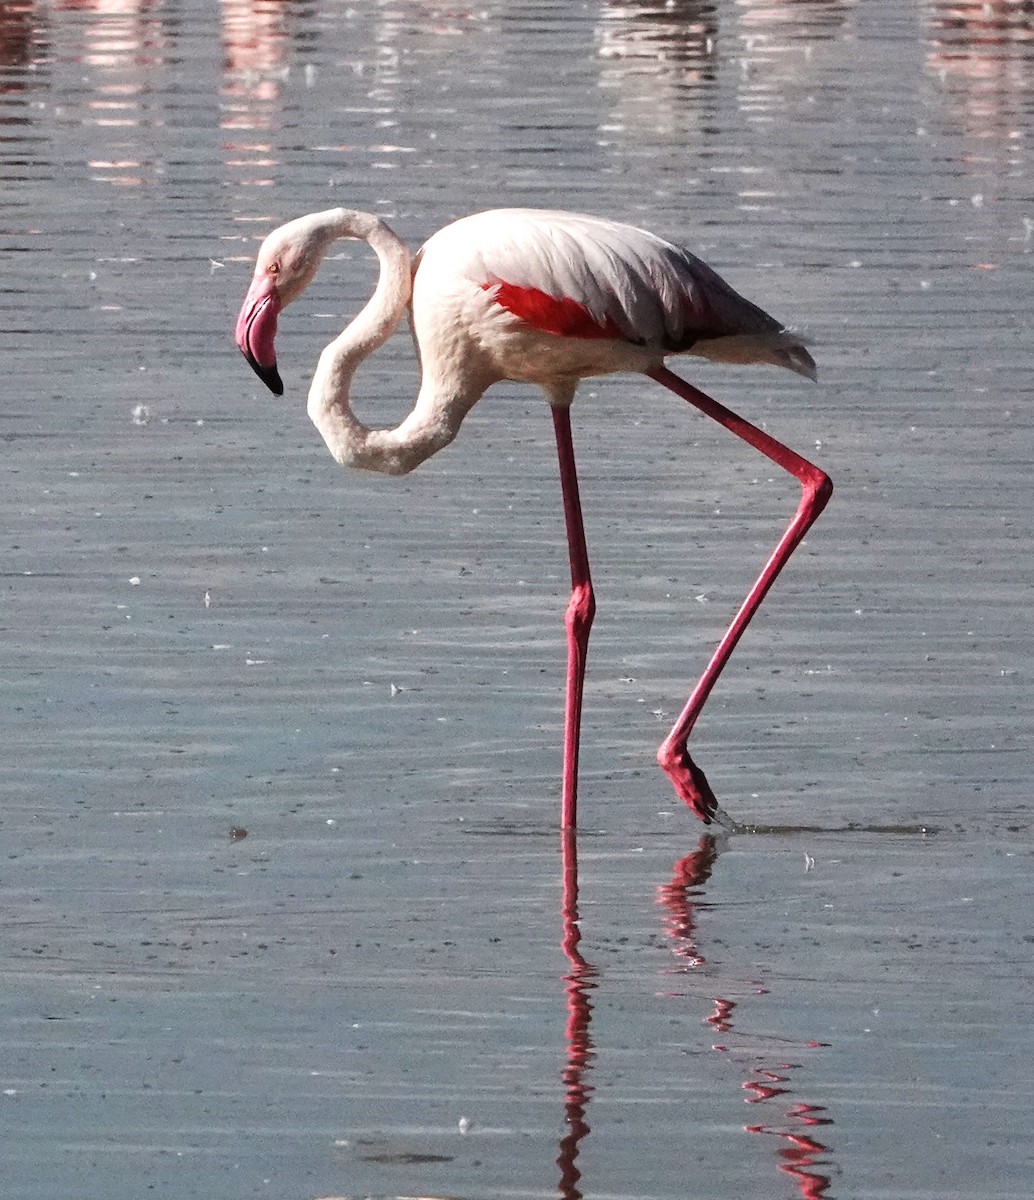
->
xmin=597 ymin=2 xmax=719 ymax=141
xmin=736 ymin=0 xmax=854 ymax=38
xmin=221 ymin=0 xmax=298 ymax=195
xmin=53 ymin=0 xmax=170 ymax=187
xmin=733 ymin=0 xmax=856 ymax=120
xmin=0 ymin=0 xmax=44 ymax=82
xmin=554 ymin=832 xmax=836 ymax=1198
xmin=596 ymin=2 xmax=857 ymax=154
xmin=745 ymin=1069 xmax=835 ymax=1200
xmin=924 ymin=0 xmax=1034 ymax=155
xmin=556 ymin=829 xmax=597 ymax=1200
xmin=0 ymin=0 xmax=48 ymax=164
xmin=660 ymin=838 xmax=837 ymax=1199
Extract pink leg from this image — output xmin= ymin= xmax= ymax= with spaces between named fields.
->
xmin=647 ymin=365 xmax=833 ymax=825
xmin=552 ymin=405 xmax=596 ymax=830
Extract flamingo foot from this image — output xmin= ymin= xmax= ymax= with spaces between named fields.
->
xmin=657 ymin=742 xmax=733 ymax=828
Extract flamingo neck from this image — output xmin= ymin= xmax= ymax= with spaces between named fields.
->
xmin=305 ymin=211 xmax=485 ymax=476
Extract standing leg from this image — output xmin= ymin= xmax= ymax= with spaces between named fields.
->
xmin=647 ymin=365 xmax=833 ymax=825
xmin=552 ymin=404 xmax=596 ymax=830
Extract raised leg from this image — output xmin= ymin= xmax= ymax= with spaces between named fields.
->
xmin=647 ymin=365 xmax=833 ymax=825
xmin=552 ymin=404 xmax=596 ymax=830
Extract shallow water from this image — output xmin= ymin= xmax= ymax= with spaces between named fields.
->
xmin=2 ymin=1 xmax=1033 ymax=1198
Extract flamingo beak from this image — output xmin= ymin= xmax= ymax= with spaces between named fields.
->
xmin=235 ymin=274 xmax=284 ymax=396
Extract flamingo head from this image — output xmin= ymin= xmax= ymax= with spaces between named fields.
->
xmin=235 ymin=211 xmax=344 ymax=396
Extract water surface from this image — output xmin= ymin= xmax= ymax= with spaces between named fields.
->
xmin=2 ymin=2 xmax=1032 ymax=1198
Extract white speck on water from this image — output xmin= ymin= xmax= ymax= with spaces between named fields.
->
xmin=129 ymin=576 xmax=140 ymax=585
xmin=458 ymin=1116 xmax=472 ymax=1134
xmin=204 ymin=590 xmax=211 ymax=608
xmin=390 ymin=683 xmax=400 ymax=697
xmin=132 ymin=404 xmax=151 ymax=425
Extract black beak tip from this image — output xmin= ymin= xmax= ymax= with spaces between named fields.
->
xmin=243 ymin=350 xmax=284 ymax=396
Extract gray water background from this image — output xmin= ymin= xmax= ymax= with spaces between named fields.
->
xmin=2 ymin=2 xmax=1033 ymax=1197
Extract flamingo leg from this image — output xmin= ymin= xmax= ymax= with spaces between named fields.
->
xmin=552 ymin=404 xmax=596 ymax=830
xmin=647 ymin=364 xmax=833 ymax=825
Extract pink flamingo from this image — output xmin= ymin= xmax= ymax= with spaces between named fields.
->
xmin=235 ymin=207 xmax=832 ymax=830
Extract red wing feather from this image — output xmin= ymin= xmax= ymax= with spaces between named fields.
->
xmin=485 ymin=281 xmax=627 ymax=341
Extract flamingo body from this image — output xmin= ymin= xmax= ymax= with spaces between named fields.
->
xmin=410 ymin=208 xmax=816 ymax=388
xmin=235 ymin=206 xmax=831 ymax=829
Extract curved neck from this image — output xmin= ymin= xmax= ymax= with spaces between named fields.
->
xmin=305 ymin=211 xmax=486 ymax=476
xmin=305 ymin=213 xmax=410 ymax=469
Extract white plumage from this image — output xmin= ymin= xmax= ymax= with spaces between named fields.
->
xmin=415 ymin=208 xmax=813 ymax=371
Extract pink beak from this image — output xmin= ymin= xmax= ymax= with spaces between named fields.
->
xmin=235 ymin=274 xmax=284 ymax=395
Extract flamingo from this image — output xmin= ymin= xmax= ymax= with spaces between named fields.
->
xmin=234 ymin=207 xmax=832 ymax=829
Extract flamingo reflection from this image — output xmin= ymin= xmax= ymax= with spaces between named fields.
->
xmin=660 ymin=838 xmax=837 ymax=1199
xmin=556 ymin=828 xmax=597 ymax=1200
xmin=0 ymin=0 xmax=42 ymax=85
xmin=597 ymin=1 xmax=720 ymax=141
xmin=925 ymin=0 xmax=1034 ymax=156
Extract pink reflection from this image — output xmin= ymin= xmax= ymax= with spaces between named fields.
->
xmin=0 ymin=0 xmax=42 ymax=81
xmin=54 ymin=0 xmax=166 ymax=186
xmin=58 ymin=0 xmax=166 ymax=69
xmin=925 ymin=1 xmax=1034 ymax=148
xmin=597 ymin=2 xmax=720 ymax=141
xmin=220 ymin=1 xmax=297 ymax=192
xmin=660 ymin=839 xmax=837 ymax=1200
xmin=745 ymin=1075 xmax=835 ymax=1200
xmin=222 ymin=0 xmax=289 ymax=94
xmin=556 ymin=829 xmax=597 ymax=1200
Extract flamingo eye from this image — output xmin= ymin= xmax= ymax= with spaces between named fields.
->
xmin=268 ymin=260 xmax=281 ymax=276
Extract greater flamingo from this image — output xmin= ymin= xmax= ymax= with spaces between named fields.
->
xmin=235 ymin=207 xmax=832 ymax=829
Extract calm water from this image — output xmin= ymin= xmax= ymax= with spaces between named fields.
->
xmin=2 ymin=2 xmax=1033 ymax=1198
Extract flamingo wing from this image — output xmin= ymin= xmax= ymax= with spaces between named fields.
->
xmin=423 ymin=209 xmax=788 ymax=353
